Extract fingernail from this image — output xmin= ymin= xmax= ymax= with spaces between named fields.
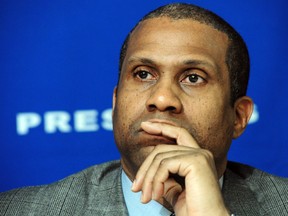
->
xmin=142 ymin=121 xmax=153 ymax=126
xmin=141 ymin=192 xmax=145 ymax=203
xmin=141 ymin=121 xmax=160 ymax=130
xmin=152 ymin=192 xmax=157 ymax=200
xmin=131 ymin=179 xmax=136 ymax=191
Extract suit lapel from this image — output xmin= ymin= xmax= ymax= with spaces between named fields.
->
xmin=103 ymin=167 xmax=128 ymax=216
xmin=222 ymin=162 xmax=261 ymax=216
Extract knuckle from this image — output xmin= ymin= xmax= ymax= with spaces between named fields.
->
xmin=195 ymin=149 xmax=214 ymax=163
xmin=203 ymin=149 xmax=214 ymax=159
xmin=154 ymin=152 xmax=164 ymax=161
xmin=159 ymin=157 xmax=170 ymax=167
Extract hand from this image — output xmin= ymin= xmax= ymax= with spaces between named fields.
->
xmin=131 ymin=121 xmax=230 ymax=216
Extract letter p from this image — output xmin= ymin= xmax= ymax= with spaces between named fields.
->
xmin=16 ymin=113 xmax=41 ymax=135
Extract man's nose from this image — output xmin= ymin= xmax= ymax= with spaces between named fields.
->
xmin=145 ymin=80 xmax=182 ymax=113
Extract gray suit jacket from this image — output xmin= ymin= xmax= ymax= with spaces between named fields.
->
xmin=0 ymin=160 xmax=287 ymax=216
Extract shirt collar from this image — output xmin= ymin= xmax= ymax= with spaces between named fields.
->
xmin=121 ymin=170 xmax=173 ymax=216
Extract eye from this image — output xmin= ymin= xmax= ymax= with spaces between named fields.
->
xmin=133 ymin=69 xmax=155 ymax=81
xmin=138 ymin=71 xmax=150 ymax=79
xmin=181 ymin=73 xmax=205 ymax=85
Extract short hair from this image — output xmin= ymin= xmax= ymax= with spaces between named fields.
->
xmin=119 ymin=3 xmax=250 ymax=105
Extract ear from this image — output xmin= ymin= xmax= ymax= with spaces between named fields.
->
xmin=233 ymin=96 xmax=254 ymax=139
xmin=112 ymin=86 xmax=118 ymax=116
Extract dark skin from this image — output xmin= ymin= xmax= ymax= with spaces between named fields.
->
xmin=113 ymin=17 xmax=253 ymax=215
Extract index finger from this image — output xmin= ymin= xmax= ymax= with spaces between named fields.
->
xmin=141 ymin=121 xmax=200 ymax=148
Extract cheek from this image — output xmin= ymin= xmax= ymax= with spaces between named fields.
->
xmin=185 ymin=95 xmax=234 ymax=142
xmin=113 ymin=89 xmax=146 ymax=126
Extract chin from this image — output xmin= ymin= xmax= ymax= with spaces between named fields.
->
xmin=121 ymin=145 xmax=156 ymax=177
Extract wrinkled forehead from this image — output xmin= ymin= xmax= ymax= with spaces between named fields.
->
xmin=125 ymin=17 xmax=229 ymax=69
xmin=128 ymin=17 xmax=229 ymax=54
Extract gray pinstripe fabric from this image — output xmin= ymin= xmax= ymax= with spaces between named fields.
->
xmin=0 ymin=161 xmax=127 ymax=216
xmin=223 ymin=162 xmax=288 ymax=215
xmin=0 ymin=160 xmax=287 ymax=216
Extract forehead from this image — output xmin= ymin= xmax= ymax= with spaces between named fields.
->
xmin=125 ymin=17 xmax=229 ymax=67
xmin=133 ymin=17 xmax=228 ymax=40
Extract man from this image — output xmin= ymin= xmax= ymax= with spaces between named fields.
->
xmin=0 ymin=3 xmax=287 ymax=216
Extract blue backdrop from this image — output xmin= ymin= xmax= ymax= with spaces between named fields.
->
xmin=1 ymin=0 xmax=288 ymax=192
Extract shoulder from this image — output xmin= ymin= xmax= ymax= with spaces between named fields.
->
xmin=0 ymin=160 xmax=123 ymax=216
xmin=1 ymin=160 xmax=122 ymax=195
xmin=225 ymin=161 xmax=288 ymax=215
xmin=226 ymin=161 xmax=288 ymax=187
xmin=78 ymin=160 xmax=122 ymax=186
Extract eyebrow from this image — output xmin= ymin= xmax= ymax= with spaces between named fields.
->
xmin=128 ymin=57 xmax=214 ymax=67
xmin=183 ymin=59 xmax=220 ymax=75
xmin=182 ymin=59 xmax=221 ymax=77
xmin=127 ymin=57 xmax=220 ymax=76
xmin=127 ymin=57 xmax=157 ymax=66
xmin=183 ymin=59 xmax=213 ymax=67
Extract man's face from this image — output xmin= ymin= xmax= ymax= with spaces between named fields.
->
xmin=113 ymin=17 xmax=237 ymax=178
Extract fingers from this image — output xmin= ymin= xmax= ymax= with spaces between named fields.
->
xmin=136 ymin=150 xmax=190 ymax=203
xmin=131 ymin=121 xmax=227 ymax=214
xmin=132 ymin=121 xmax=198 ymax=194
xmin=131 ymin=145 xmax=189 ymax=192
xmin=141 ymin=121 xmax=199 ymax=148
xmin=133 ymin=147 xmax=215 ymax=205
xmin=134 ymin=147 xmax=225 ymax=215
